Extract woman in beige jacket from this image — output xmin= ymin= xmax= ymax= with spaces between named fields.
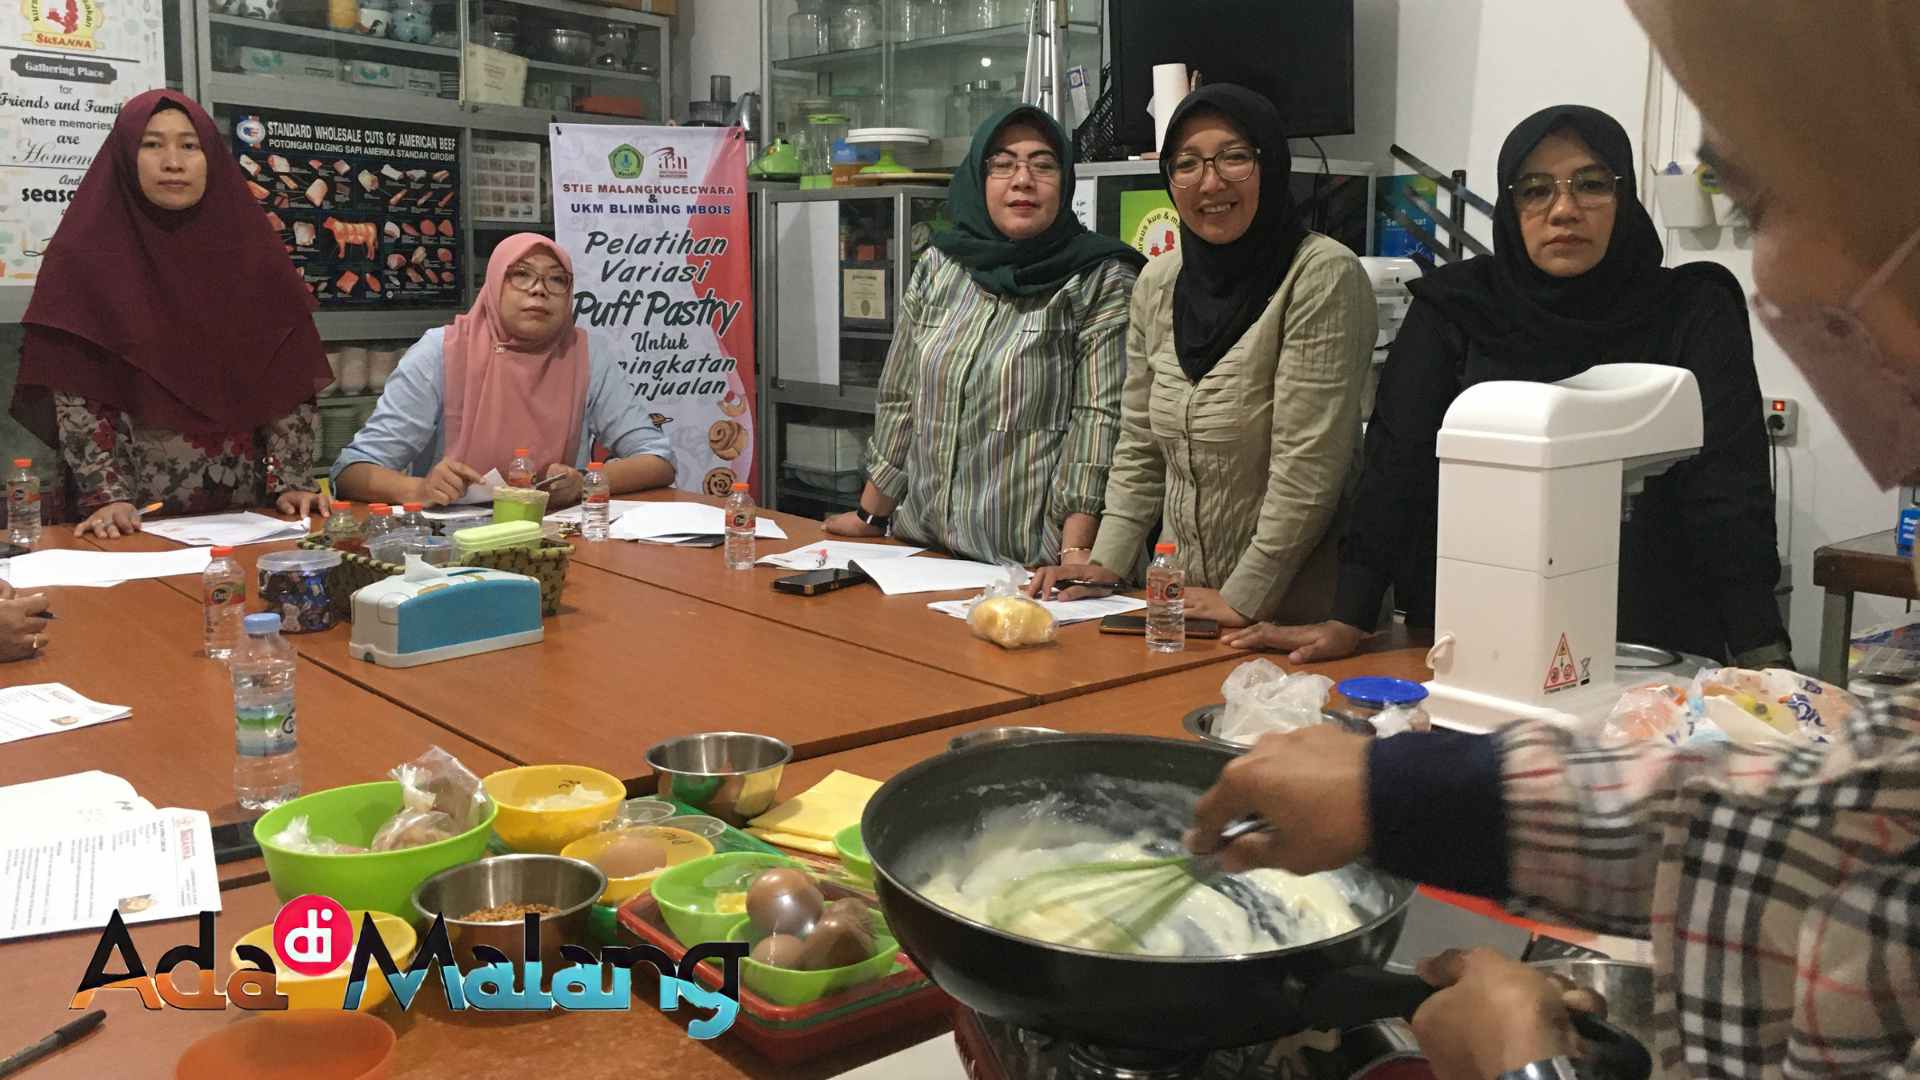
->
xmin=1029 ymin=84 xmax=1375 ymax=628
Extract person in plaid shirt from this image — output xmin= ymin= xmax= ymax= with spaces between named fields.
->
xmin=1193 ymin=5 xmax=1920 ymax=1078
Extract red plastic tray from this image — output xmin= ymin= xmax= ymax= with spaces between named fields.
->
xmin=615 ymin=892 xmax=953 ymax=1064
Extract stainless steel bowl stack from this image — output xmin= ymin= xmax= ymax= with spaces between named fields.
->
xmin=410 ymin=854 xmax=605 ymax=972
xmin=540 ymin=27 xmax=593 ymax=66
xmin=644 ymin=732 xmax=791 ymax=826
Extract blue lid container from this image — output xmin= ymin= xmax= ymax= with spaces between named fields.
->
xmin=1336 ymin=677 xmax=1428 ymax=709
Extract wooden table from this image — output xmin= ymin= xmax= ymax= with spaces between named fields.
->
xmin=70 ymin=529 xmax=1025 ymax=781
xmin=565 ymin=491 xmax=1249 ymax=701
xmin=1812 ymin=529 xmax=1918 ymax=685
xmin=775 ymin=646 xmax=1434 ymax=797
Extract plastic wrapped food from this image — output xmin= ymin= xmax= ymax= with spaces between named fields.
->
xmin=270 ymin=815 xmax=368 ymax=855
xmin=1601 ymin=679 xmax=1694 ymax=744
xmin=965 ymin=570 xmax=1057 ymax=649
xmin=1214 ymin=660 xmax=1334 ymax=746
xmin=368 ymin=746 xmax=486 ymax=851
xmin=1601 ymin=668 xmax=1859 ymax=746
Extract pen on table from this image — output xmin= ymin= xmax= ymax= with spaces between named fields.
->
xmin=0 ymin=1011 xmax=105 ymax=1077
xmin=132 ymin=501 xmax=163 ymax=521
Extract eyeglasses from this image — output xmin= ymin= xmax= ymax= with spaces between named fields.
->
xmin=1509 ymin=167 xmax=1622 ymax=215
xmin=1168 ymin=146 xmax=1260 ymax=189
xmin=505 ymin=266 xmax=573 ymax=294
xmin=985 ymin=154 xmax=1062 ymax=182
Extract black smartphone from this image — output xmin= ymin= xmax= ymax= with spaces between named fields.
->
xmin=211 ymin=820 xmax=262 ymax=864
xmin=772 ymin=567 xmax=870 ymax=596
xmin=1098 ymin=614 xmax=1221 ymax=638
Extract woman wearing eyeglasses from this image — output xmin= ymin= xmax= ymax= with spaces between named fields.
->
xmin=1233 ymin=105 xmax=1789 ymax=668
xmin=332 ymin=234 xmax=674 ymax=507
xmin=1028 ymin=84 xmax=1376 ymax=629
xmin=821 ymin=106 xmax=1144 ymax=566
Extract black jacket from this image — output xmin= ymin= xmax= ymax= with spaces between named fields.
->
xmin=1331 ymin=275 xmax=1788 ymax=662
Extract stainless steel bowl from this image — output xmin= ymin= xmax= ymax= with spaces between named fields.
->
xmin=1181 ymin=703 xmax=1376 ymax=751
xmin=540 ymin=27 xmax=594 ymax=66
xmin=644 ymin=732 xmax=791 ymax=825
xmin=409 ymin=854 xmax=605 ymax=971
xmin=1530 ymin=959 xmax=1657 ymax=1069
xmin=946 ymin=725 xmax=1061 ymax=752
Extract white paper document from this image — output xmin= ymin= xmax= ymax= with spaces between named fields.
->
xmin=142 ymin=512 xmax=310 ymax=547
xmin=0 ymin=684 xmax=132 ymax=746
xmin=455 ymin=468 xmax=508 ymax=505
xmin=928 ymin=593 xmax=1147 ymax=625
xmin=0 ymin=547 xmax=213 ymax=589
xmin=0 ymin=771 xmax=153 ymax=829
xmin=852 ymin=558 xmax=1027 ymax=596
xmin=420 ymin=505 xmax=494 ymax=525
xmin=0 ymin=808 xmax=220 ymax=940
xmin=545 ymin=500 xmax=649 ymax=526
xmin=608 ymin=503 xmax=789 ymax=541
xmin=757 ymin=541 xmax=926 ymax=571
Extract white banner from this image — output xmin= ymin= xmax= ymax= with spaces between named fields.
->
xmin=1 ymin=0 xmax=168 ymax=285
xmin=550 ymin=125 xmax=756 ymax=499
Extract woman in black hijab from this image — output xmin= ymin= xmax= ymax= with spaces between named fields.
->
xmin=1235 ymin=104 xmax=1790 ymax=667
xmin=1029 ymin=85 xmax=1376 ymax=627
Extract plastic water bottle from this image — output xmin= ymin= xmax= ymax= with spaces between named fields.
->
xmin=203 ymin=546 xmax=246 ymax=661
xmin=398 ymin=502 xmax=427 ymax=532
xmin=1145 ymin=541 xmax=1185 ymax=653
xmin=507 ymin=448 xmax=536 ymax=489
xmin=724 ymin=482 xmax=755 ymax=570
xmin=363 ymin=503 xmax=395 ymax=544
xmin=582 ymin=461 xmax=611 ymax=541
xmin=325 ymin=501 xmax=365 ymax=553
xmin=7 ymin=458 xmax=40 ymax=548
xmin=233 ymin=613 xmax=300 ymax=810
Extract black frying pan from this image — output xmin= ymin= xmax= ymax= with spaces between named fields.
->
xmin=863 ymin=735 xmax=1649 ymax=1079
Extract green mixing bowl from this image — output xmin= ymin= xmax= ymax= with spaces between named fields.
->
xmin=725 ymin=910 xmax=900 ymax=1006
xmin=649 ymin=851 xmax=794 ymax=948
xmin=254 ymin=781 xmax=497 ymax=915
xmin=833 ymin=824 xmax=872 ymax=883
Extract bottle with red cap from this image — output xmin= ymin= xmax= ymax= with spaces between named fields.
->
xmin=6 ymin=457 xmax=39 ymax=547
xmin=397 ymin=502 xmax=428 ymax=534
xmin=581 ymin=461 xmax=611 ymax=541
xmin=724 ymin=481 xmax=755 ymax=570
xmin=1145 ymin=541 xmax=1184 ymax=653
xmin=364 ymin=503 xmax=395 ymax=546
xmin=325 ymin=500 xmax=364 ymax=553
xmin=506 ymin=448 xmax=536 ymax=489
xmin=203 ymin=545 xmax=247 ymax=661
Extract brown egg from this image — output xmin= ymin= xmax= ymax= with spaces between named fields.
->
xmin=591 ymin=835 xmax=669 ymax=879
xmin=822 ymin=897 xmax=870 ymax=926
xmin=750 ymin=933 xmax=808 ymax=969
xmin=799 ymin=912 xmax=874 ymax=971
xmin=746 ymin=868 xmax=824 ymax=936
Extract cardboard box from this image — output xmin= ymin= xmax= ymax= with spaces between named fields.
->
xmin=345 ymin=60 xmax=400 ymax=88
xmin=400 ymin=67 xmax=445 ymax=97
xmin=584 ymin=0 xmax=676 ymax=14
xmin=462 ymin=43 xmax=528 ymax=106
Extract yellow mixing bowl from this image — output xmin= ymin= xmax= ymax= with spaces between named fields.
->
xmin=483 ymin=764 xmax=626 ymax=853
xmin=228 ymin=910 xmax=417 ymax=1011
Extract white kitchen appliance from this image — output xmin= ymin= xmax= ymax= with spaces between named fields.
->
xmin=1423 ymin=363 xmax=1703 ymax=732
xmin=1358 ymin=256 xmax=1422 ymax=350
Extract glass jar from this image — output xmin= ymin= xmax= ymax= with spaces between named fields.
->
xmin=829 ymin=0 xmax=880 ymax=50
xmin=786 ymin=0 xmax=827 ymax=57
xmin=896 ymin=0 xmax=943 ymax=41
xmin=1334 ymin=677 xmax=1432 ymax=737
xmin=389 ymin=0 xmax=434 ymax=43
xmin=994 ymin=0 xmax=1025 ymax=28
xmin=954 ymin=0 xmax=994 ymax=31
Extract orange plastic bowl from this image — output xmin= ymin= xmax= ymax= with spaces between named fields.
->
xmin=174 ymin=1012 xmax=395 ymax=1079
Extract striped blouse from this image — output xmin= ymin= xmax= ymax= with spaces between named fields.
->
xmin=866 ymin=248 xmax=1140 ymax=566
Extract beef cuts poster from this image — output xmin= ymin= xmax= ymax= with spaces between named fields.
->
xmin=231 ymin=107 xmax=460 ymax=307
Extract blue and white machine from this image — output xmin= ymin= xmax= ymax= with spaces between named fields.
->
xmin=349 ymin=555 xmax=543 ymax=668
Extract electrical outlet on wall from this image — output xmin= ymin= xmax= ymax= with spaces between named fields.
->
xmin=1764 ymin=396 xmax=1799 ymax=439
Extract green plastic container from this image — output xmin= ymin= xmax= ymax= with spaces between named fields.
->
xmin=833 ymin=824 xmax=872 ymax=883
xmin=725 ymin=911 xmax=900 ymax=1007
xmin=649 ymin=851 xmax=795 ymax=948
xmin=253 ymin=781 xmax=498 ymax=916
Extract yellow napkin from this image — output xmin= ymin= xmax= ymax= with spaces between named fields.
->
xmin=745 ymin=770 xmax=881 ymax=853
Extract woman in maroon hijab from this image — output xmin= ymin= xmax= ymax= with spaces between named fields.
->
xmin=11 ymin=90 xmax=333 ymax=537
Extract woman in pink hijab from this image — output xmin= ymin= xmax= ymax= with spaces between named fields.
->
xmin=333 ymin=234 xmax=674 ymax=506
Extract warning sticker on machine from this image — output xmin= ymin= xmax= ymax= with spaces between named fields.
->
xmin=1544 ymin=634 xmax=1579 ymax=693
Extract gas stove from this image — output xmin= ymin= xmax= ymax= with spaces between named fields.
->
xmin=952 ymin=1008 xmax=1430 ymax=1080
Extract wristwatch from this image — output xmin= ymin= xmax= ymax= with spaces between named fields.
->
xmin=1497 ymin=1057 xmax=1587 ymax=1080
xmin=854 ymin=508 xmax=891 ymax=530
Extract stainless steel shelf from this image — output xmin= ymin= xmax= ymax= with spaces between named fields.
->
xmin=472 ymin=218 xmax=554 ymax=228
xmin=769 ymin=382 xmax=879 ymax=413
xmin=314 ymin=308 xmax=458 ymax=342
xmin=773 ymin=22 xmax=1099 ymax=72
xmin=525 ymin=58 xmax=659 ymax=83
xmin=208 ymin=14 xmax=460 ymax=60
xmin=206 ymin=72 xmax=470 ymax=125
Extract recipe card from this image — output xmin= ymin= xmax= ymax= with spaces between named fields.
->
xmin=142 ymin=512 xmax=310 ymax=547
xmin=0 ymin=808 xmax=220 ymax=940
xmin=0 ymin=684 xmax=132 ymax=746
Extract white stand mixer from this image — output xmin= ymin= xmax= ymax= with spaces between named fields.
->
xmin=1423 ymin=363 xmax=1703 ymax=732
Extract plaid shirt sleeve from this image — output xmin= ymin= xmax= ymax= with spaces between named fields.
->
xmin=1498 ymin=691 xmax=1920 ymax=1078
